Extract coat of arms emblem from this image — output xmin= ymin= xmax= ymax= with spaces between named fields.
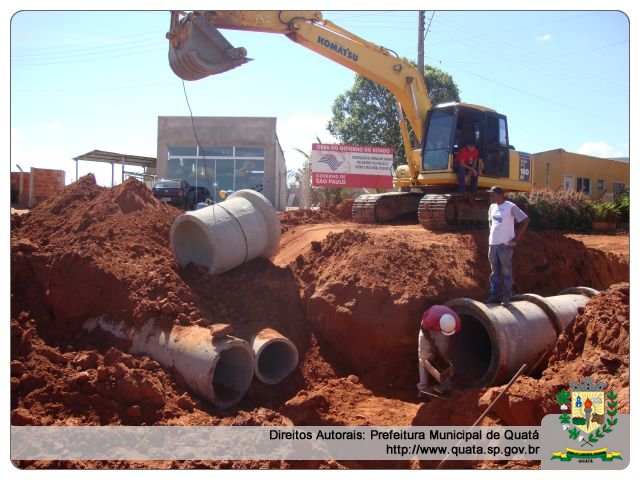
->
xmin=552 ymin=376 xmax=621 ymax=462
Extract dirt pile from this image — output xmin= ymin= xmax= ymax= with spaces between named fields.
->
xmin=278 ymin=200 xmax=354 ymax=233
xmin=328 ymin=198 xmax=355 ymax=220
xmin=290 ymin=227 xmax=628 ymax=375
xmin=11 ymin=175 xmax=188 ymax=339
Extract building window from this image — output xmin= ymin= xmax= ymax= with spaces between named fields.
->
xmin=613 ymin=182 xmax=626 ymax=197
xmin=577 ymin=177 xmax=591 ymax=195
xmin=597 ymin=179 xmax=605 ymax=191
xmin=564 ymin=175 xmax=574 ymax=191
xmin=168 ymin=146 xmax=197 ymax=156
xmin=167 ymin=145 xmax=265 ymax=201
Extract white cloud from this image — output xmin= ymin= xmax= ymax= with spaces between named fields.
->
xmin=577 ymin=141 xmax=625 ymax=158
xmin=277 ymin=113 xmax=338 ymax=172
xmin=537 ymin=34 xmax=552 ymax=41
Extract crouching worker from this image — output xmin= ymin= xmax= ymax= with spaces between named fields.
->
xmin=417 ymin=305 xmax=461 ymax=399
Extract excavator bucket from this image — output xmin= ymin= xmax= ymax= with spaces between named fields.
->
xmin=168 ymin=14 xmax=251 ymax=81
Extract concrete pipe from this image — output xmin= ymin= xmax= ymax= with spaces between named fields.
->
xmin=84 ymin=317 xmax=255 ymax=408
xmin=444 ymin=288 xmax=597 ymax=389
xmin=170 ymin=189 xmax=281 ymax=275
xmin=251 ymin=328 xmax=299 ymax=384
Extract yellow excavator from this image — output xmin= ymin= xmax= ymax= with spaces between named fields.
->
xmin=166 ymin=10 xmax=533 ymax=229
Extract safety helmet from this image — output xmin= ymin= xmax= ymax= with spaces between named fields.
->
xmin=439 ymin=313 xmax=457 ymax=336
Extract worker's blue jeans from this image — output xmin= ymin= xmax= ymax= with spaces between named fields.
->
xmin=453 ymin=163 xmax=478 ymax=193
xmin=488 ymin=243 xmax=514 ymax=298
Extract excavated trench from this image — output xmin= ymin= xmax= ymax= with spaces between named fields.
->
xmin=10 ymin=176 xmax=630 ymax=469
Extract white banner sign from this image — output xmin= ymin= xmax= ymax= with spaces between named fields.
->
xmin=311 ymin=144 xmax=394 ymax=188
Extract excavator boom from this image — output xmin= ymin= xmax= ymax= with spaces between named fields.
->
xmin=167 ymin=10 xmax=430 ymax=179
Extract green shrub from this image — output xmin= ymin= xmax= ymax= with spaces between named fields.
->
xmin=508 ymin=189 xmax=594 ymax=231
xmin=614 ymin=189 xmax=629 ymax=223
xmin=591 ymin=201 xmax=620 ymax=222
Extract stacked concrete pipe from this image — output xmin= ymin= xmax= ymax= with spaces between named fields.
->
xmin=169 ymin=189 xmax=281 ymax=275
xmin=445 ymin=287 xmax=599 ymax=389
xmin=84 ymin=317 xmax=254 ymax=408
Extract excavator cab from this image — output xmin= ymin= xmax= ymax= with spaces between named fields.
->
xmin=167 ymin=12 xmax=251 ymax=80
xmin=421 ymin=103 xmax=511 ymax=179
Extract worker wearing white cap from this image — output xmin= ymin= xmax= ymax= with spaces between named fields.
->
xmin=417 ymin=305 xmax=461 ymax=398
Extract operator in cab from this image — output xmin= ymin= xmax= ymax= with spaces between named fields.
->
xmin=453 ymin=141 xmax=479 ymax=193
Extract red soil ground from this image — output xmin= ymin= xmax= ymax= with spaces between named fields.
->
xmin=10 ymin=177 xmax=630 ymax=469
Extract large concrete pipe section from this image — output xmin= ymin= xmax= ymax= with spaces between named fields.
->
xmin=170 ymin=189 xmax=280 ymax=275
xmin=83 ymin=317 xmax=255 ymax=408
xmin=445 ymin=287 xmax=599 ymax=389
xmin=251 ymin=328 xmax=299 ymax=384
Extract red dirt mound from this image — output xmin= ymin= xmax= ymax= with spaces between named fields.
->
xmin=11 ymin=175 xmax=187 ymax=338
xmin=329 ymin=198 xmax=355 ymax=220
xmin=278 ymin=202 xmax=354 ymax=233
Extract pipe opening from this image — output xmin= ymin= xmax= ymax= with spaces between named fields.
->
xmin=212 ymin=345 xmax=253 ymax=406
xmin=172 ymin=220 xmax=214 ymax=271
xmin=256 ymin=340 xmax=298 ymax=384
xmin=449 ymin=314 xmax=494 ymax=388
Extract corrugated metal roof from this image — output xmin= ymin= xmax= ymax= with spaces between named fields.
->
xmin=73 ymin=149 xmax=156 ymax=169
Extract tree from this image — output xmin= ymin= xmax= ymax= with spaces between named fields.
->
xmin=327 ymin=63 xmax=460 ymax=167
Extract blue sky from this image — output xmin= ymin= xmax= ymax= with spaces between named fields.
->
xmin=8 ymin=5 xmax=633 ymax=187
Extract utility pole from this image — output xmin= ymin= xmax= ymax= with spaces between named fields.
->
xmin=418 ymin=10 xmax=425 ymax=74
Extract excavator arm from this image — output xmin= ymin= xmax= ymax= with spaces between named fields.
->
xmin=167 ymin=10 xmax=431 ymax=178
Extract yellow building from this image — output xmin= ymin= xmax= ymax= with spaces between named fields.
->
xmin=532 ymin=149 xmax=629 ymax=200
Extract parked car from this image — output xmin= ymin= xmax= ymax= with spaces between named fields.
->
xmin=152 ymin=179 xmax=211 ymax=210
xmin=152 ymin=179 xmax=191 ymax=209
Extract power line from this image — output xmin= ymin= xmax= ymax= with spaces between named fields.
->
xmin=12 ymin=82 xmax=175 ymax=93
xmin=428 ymin=15 xmax=628 ymax=97
xmin=426 ymin=55 xmax=626 ymax=123
xmin=426 ymin=39 xmax=628 ymax=64
xmin=11 ymin=36 xmax=162 ymax=59
xmin=424 ymin=11 xmax=435 ymax=41
xmin=431 ymin=13 xmax=628 ymax=91
xmin=425 ymin=12 xmax=593 ymax=47
xmin=12 ymin=29 xmax=164 ymax=52
xmin=11 ymin=46 xmax=165 ymax=66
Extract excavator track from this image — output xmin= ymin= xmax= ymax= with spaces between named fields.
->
xmin=353 ymin=191 xmax=490 ymax=230
xmin=419 ymin=192 xmax=490 ymax=231
xmin=352 ymin=192 xmax=423 ymax=224
xmin=418 ymin=194 xmax=449 ymax=230
xmin=351 ymin=194 xmax=380 ymax=223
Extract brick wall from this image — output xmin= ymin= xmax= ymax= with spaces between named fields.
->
xmin=10 ymin=172 xmax=31 ymax=205
xmin=28 ymin=168 xmax=65 ymax=207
